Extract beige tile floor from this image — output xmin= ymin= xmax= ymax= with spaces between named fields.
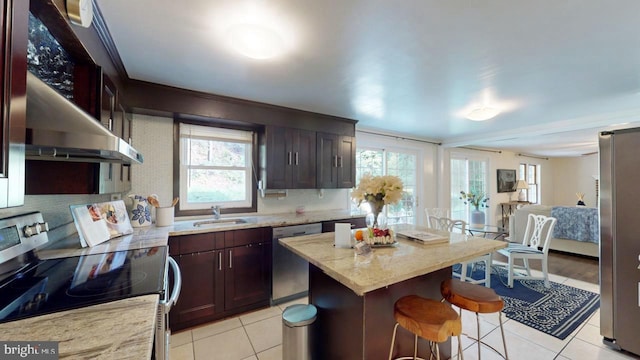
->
xmin=169 ymin=269 xmax=640 ymax=360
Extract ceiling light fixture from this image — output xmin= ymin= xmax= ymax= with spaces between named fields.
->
xmin=227 ymin=23 xmax=285 ymax=60
xmin=466 ymin=107 xmax=501 ymax=121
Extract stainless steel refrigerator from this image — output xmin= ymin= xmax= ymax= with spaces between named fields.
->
xmin=599 ymin=127 xmax=640 ymax=356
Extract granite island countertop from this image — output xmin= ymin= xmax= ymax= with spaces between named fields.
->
xmin=279 ymin=224 xmax=507 ymax=295
xmin=0 ymin=295 xmax=159 ymax=360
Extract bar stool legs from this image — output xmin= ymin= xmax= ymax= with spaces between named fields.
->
xmin=441 ymin=279 xmax=509 ymax=359
xmin=388 ymin=295 xmax=464 ymax=360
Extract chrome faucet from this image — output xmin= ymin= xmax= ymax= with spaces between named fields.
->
xmin=212 ymin=205 xmax=221 ymax=220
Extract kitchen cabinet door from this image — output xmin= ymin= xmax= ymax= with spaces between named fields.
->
xmin=316 ymin=132 xmax=339 ymax=188
xmin=264 ymin=126 xmax=316 ymax=189
xmin=171 ymin=250 xmax=224 ymax=329
xmin=224 ymin=242 xmax=271 ymax=311
xmin=316 ymin=133 xmax=356 ymax=189
xmin=337 ymin=135 xmax=356 ymax=188
xmin=264 ymin=126 xmax=288 ymax=188
xmin=0 ymin=0 xmax=28 ymax=207
xmin=98 ymin=74 xmax=118 ymax=194
xmin=292 ymin=128 xmax=317 ymax=188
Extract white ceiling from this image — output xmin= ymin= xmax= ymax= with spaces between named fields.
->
xmin=95 ymin=0 xmax=640 ymax=157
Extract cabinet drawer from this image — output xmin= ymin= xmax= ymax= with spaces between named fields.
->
xmin=170 ymin=232 xmax=224 ymax=255
xmin=224 ymin=227 xmax=269 ymax=248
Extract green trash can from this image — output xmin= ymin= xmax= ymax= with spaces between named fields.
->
xmin=282 ymin=304 xmax=317 ymax=360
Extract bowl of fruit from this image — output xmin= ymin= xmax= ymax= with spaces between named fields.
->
xmin=354 ymin=227 xmax=397 ymax=247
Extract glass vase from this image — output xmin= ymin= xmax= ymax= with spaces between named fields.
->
xmin=471 ymin=209 xmax=485 ymax=226
xmin=366 ymin=201 xmax=387 ymax=229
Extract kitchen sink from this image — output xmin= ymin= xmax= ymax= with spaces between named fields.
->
xmin=193 ymin=218 xmax=249 ymax=227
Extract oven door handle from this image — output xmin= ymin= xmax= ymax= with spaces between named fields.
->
xmin=165 ymin=256 xmax=182 ymax=312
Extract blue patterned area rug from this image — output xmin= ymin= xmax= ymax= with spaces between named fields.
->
xmin=456 ymin=264 xmax=600 ymax=340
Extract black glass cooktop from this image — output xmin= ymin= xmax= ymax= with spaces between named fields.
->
xmin=0 ymin=247 xmax=166 ymax=323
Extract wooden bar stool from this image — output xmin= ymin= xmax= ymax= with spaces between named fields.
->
xmin=440 ymin=279 xmax=509 ymax=359
xmin=388 ymin=295 xmax=464 ymax=360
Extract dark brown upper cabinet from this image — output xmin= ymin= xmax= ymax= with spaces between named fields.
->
xmin=316 ymin=132 xmax=356 ymax=189
xmin=0 ymin=0 xmax=29 ymax=207
xmin=263 ymin=126 xmax=316 ymax=189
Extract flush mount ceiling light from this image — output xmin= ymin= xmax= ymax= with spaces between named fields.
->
xmin=466 ymin=107 xmax=501 ymax=121
xmin=227 ymin=23 xmax=285 ymax=59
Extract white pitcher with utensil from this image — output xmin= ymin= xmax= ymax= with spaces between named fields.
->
xmin=128 ymin=194 xmax=153 ymax=227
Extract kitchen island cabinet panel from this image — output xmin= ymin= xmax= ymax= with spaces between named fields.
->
xmin=310 ymin=264 xmax=449 ymax=359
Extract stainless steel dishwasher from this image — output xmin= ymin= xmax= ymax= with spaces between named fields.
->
xmin=272 ymin=223 xmax=322 ymax=304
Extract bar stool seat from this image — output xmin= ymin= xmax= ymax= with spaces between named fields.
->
xmin=388 ymin=295 xmax=463 ymax=360
xmin=440 ymin=279 xmax=509 ymax=359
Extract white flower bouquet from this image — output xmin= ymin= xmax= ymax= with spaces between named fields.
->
xmin=351 ymin=174 xmax=404 ymax=206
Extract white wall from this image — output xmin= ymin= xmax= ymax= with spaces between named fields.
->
xmin=548 ymin=154 xmax=598 ymax=207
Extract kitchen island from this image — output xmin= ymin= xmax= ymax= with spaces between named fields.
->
xmin=279 ymin=225 xmax=507 ymax=359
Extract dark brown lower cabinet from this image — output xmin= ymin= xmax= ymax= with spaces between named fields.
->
xmin=224 ymin=242 xmax=271 ymax=310
xmin=169 ymin=227 xmax=272 ymax=331
xmin=173 ymin=250 xmax=224 ymax=324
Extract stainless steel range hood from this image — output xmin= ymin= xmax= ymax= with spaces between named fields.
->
xmin=25 ymin=72 xmax=143 ymax=164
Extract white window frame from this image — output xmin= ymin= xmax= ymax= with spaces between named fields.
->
xmin=519 ymin=163 xmax=541 ymax=204
xmin=178 ymin=123 xmax=254 ymax=211
xmin=353 ymin=133 xmax=425 ymax=225
xmin=450 ymin=153 xmax=489 ymax=223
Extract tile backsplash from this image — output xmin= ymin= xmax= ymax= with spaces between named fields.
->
xmin=0 ymin=194 xmax=111 ymax=244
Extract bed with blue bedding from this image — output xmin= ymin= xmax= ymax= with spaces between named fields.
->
xmin=550 ymin=206 xmax=599 ymax=244
xmin=509 ymin=204 xmax=599 ymax=257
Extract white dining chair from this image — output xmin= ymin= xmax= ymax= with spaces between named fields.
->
xmin=495 ymin=213 xmax=557 ymax=288
xmin=426 ymin=216 xmax=492 ymax=286
xmin=424 ymin=208 xmax=450 ymax=225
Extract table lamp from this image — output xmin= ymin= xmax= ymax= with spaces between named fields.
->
xmin=515 ymin=180 xmax=528 ymax=201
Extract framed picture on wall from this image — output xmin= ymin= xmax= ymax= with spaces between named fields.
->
xmin=497 ymin=169 xmax=516 ymax=193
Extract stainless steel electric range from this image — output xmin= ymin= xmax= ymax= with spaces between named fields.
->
xmin=0 ymin=211 xmax=181 ymax=360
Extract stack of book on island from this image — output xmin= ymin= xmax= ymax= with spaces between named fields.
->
xmin=396 ymin=229 xmax=449 ymax=245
